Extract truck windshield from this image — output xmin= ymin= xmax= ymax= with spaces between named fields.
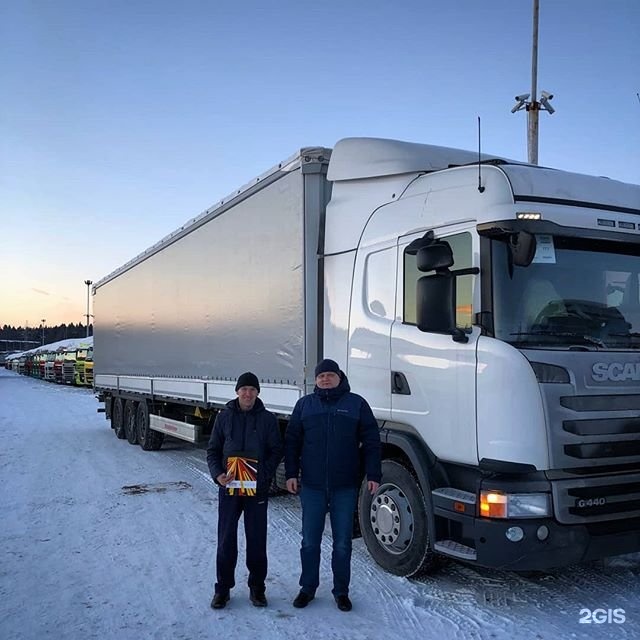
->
xmin=492 ymin=235 xmax=640 ymax=350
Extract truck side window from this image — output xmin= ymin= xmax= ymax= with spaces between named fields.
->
xmin=403 ymin=232 xmax=473 ymax=329
xmin=365 ymin=248 xmax=395 ymax=319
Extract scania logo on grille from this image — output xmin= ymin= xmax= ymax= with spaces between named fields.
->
xmin=592 ymin=362 xmax=640 ymax=382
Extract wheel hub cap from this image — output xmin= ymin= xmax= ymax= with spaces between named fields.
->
xmin=369 ymin=484 xmax=414 ymax=554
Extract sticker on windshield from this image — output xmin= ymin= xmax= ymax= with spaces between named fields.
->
xmin=532 ymin=234 xmax=556 ymax=264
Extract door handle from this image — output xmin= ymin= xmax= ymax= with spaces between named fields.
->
xmin=391 ymin=371 xmax=411 ymax=395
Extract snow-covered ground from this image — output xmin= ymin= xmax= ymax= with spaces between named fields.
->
xmin=1 ymin=368 xmax=638 ymax=640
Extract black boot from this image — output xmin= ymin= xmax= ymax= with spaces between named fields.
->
xmin=293 ymin=590 xmax=315 ymax=608
xmin=249 ymin=587 xmax=267 ymax=607
xmin=335 ymin=595 xmax=352 ymax=611
xmin=210 ymin=592 xmax=230 ymax=609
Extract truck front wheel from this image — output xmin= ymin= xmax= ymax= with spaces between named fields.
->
xmin=112 ymin=398 xmax=126 ymax=439
xmin=136 ymin=402 xmax=164 ymax=451
xmin=124 ymin=400 xmax=138 ymax=445
xmin=358 ymin=459 xmax=438 ymax=577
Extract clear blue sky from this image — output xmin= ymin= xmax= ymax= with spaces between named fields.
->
xmin=1 ymin=0 xmax=639 ymax=326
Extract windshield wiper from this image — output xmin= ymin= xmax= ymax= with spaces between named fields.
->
xmin=607 ymin=332 xmax=640 ymax=348
xmin=510 ymin=330 xmax=605 ymax=348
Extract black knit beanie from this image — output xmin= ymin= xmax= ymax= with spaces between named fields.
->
xmin=235 ymin=371 xmax=260 ymax=392
xmin=314 ymin=358 xmax=341 ymax=378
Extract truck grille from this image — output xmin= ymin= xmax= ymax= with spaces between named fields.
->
xmin=561 ymin=394 xmax=640 ymax=412
xmin=63 ymin=363 xmax=75 ymax=383
xmin=559 ymin=396 xmax=640 ymax=463
xmin=564 ymin=441 xmax=640 ymax=458
xmin=541 ymin=385 xmax=640 ymax=470
xmin=552 ymin=472 xmax=640 ymax=524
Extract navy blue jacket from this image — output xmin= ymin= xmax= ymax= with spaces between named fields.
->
xmin=284 ymin=374 xmax=381 ymax=490
xmin=207 ymin=397 xmax=282 ymax=498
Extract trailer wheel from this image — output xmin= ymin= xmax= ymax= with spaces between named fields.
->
xmin=358 ymin=459 xmax=438 ymax=577
xmin=136 ymin=402 xmax=164 ymax=451
xmin=124 ymin=400 xmax=138 ymax=445
xmin=112 ymin=397 xmax=126 ymax=439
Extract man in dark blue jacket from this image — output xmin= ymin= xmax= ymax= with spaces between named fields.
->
xmin=285 ymin=359 xmax=381 ymax=612
xmin=207 ymin=372 xmax=282 ymax=610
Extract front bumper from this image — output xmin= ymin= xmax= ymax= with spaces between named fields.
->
xmin=471 ymin=515 xmax=640 ymax=570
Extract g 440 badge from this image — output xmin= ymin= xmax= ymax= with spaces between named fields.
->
xmin=575 ymin=497 xmax=607 ymax=508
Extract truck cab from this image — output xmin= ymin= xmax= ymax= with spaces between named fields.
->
xmin=83 ymin=346 xmax=94 ymax=387
xmin=53 ymin=350 xmax=65 ymax=384
xmin=63 ymin=348 xmax=76 ymax=384
xmin=44 ymin=351 xmax=56 ymax=382
xmin=74 ymin=347 xmax=88 ymax=386
xmin=329 ymin=145 xmax=640 ymax=573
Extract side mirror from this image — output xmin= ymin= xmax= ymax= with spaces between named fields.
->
xmin=509 ymin=231 xmax=537 ymax=267
xmin=416 ymin=274 xmax=456 ymax=333
xmin=416 ymin=242 xmax=454 ymax=272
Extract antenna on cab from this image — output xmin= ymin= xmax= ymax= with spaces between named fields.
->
xmin=477 ymin=116 xmax=485 ymax=193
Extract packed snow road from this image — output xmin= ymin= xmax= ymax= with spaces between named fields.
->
xmin=1 ymin=368 xmax=638 ymax=640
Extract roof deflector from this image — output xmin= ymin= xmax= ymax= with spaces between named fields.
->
xmin=327 ymin=137 xmax=518 ymax=182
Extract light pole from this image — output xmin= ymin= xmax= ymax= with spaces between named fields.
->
xmin=511 ymin=0 xmax=555 ymax=164
xmin=84 ymin=280 xmax=93 ymax=337
xmin=41 ymin=319 xmax=46 ymax=346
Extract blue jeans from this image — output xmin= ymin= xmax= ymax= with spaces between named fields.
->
xmin=299 ymin=485 xmax=358 ymax=597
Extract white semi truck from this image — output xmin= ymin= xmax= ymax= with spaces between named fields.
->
xmin=94 ymin=137 xmax=640 ymax=576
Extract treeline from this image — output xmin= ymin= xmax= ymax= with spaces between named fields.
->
xmin=1 ymin=323 xmax=93 ymax=345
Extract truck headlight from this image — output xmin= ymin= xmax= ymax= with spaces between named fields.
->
xmin=480 ymin=490 xmax=551 ymax=519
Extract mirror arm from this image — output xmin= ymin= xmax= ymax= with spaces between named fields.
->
xmin=451 ymin=267 xmax=480 ymax=277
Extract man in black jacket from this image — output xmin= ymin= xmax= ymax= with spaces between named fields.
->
xmin=285 ymin=359 xmax=381 ymax=612
xmin=207 ymin=372 xmax=282 ymax=609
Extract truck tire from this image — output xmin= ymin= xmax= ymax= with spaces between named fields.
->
xmin=124 ymin=400 xmax=138 ymax=445
xmin=112 ymin=397 xmax=126 ymax=439
xmin=358 ymin=459 xmax=438 ymax=577
xmin=136 ymin=401 xmax=164 ymax=451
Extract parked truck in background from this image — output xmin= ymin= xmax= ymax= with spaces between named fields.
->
xmin=83 ymin=346 xmax=94 ymax=387
xmin=94 ymin=137 xmax=640 ymax=576
xmin=63 ymin=347 xmax=77 ymax=384
xmin=74 ymin=345 xmax=89 ymax=386
xmin=37 ymin=353 xmax=46 ymax=379
xmin=53 ymin=349 xmax=65 ymax=384
xmin=44 ymin=352 xmax=56 ymax=382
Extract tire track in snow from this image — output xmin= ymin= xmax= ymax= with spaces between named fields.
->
xmin=413 ymin=559 xmax=640 ymax=640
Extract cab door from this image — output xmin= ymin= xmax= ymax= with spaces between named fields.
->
xmin=347 ymin=242 xmax=396 ymax=420
xmin=390 ymin=226 xmax=480 ymax=465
